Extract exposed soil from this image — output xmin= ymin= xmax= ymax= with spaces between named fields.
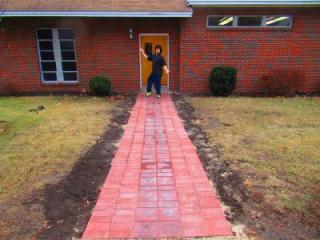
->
xmin=38 ymin=95 xmax=136 ymax=240
xmin=172 ymin=93 xmax=320 ymax=240
xmin=0 ymin=95 xmax=136 ymax=240
xmin=0 ymin=120 xmax=7 ymax=133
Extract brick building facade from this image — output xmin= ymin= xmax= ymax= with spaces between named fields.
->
xmin=179 ymin=7 xmax=320 ymax=94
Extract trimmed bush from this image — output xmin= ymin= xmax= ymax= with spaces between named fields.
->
xmin=208 ymin=65 xmax=238 ymax=96
xmin=89 ymin=75 xmax=112 ymax=96
xmin=257 ymin=68 xmax=305 ymax=96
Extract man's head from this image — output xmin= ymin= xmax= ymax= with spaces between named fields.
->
xmin=155 ymin=45 xmax=163 ymax=55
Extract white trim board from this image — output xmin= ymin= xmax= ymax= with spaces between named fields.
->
xmin=188 ymin=0 xmax=320 ymax=6
xmin=3 ymin=11 xmax=192 ymax=17
xmin=139 ymin=34 xmax=170 ymax=90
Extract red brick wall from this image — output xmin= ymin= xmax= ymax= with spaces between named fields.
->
xmin=179 ymin=8 xmax=320 ymax=94
xmin=1 ymin=9 xmax=319 ymax=95
xmin=0 ymin=18 xmax=180 ymax=94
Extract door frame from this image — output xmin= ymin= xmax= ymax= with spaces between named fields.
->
xmin=139 ymin=33 xmax=170 ymax=90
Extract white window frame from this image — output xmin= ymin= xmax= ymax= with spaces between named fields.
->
xmin=36 ymin=28 xmax=79 ymax=83
xmin=207 ymin=15 xmax=293 ymax=29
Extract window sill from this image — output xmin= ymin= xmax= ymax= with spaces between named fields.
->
xmin=41 ymin=81 xmax=79 ymax=85
xmin=206 ymin=27 xmax=292 ymax=31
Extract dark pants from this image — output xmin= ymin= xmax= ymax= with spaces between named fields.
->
xmin=146 ymin=73 xmax=161 ymax=95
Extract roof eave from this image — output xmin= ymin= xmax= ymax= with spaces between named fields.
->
xmin=3 ymin=11 xmax=193 ymax=18
xmin=188 ymin=0 xmax=320 ymax=7
xmin=190 ymin=4 xmax=320 ymax=7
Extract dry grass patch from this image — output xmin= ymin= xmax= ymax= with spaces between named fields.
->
xmin=188 ymin=97 xmax=320 ymax=221
xmin=0 ymin=96 xmax=117 ymax=201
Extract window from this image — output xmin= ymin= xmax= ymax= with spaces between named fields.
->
xmin=238 ymin=16 xmax=262 ymax=27
xmin=265 ymin=16 xmax=292 ymax=27
xmin=207 ymin=15 xmax=292 ymax=29
xmin=208 ymin=16 xmax=234 ymax=27
xmin=36 ymin=28 xmax=78 ymax=82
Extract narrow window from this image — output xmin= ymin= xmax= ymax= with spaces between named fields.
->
xmin=238 ymin=16 xmax=263 ymax=27
xmin=207 ymin=16 xmax=234 ymax=27
xmin=207 ymin=15 xmax=292 ymax=29
xmin=265 ymin=16 xmax=292 ymax=27
xmin=36 ymin=28 xmax=78 ymax=83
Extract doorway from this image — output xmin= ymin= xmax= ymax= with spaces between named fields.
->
xmin=139 ymin=34 xmax=169 ymax=89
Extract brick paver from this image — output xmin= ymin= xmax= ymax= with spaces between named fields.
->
xmin=82 ymin=94 xmax=233 ymax=239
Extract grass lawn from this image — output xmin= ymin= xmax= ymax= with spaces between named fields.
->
xmin=0 ymin=96 xmax=117 ymax=202
xmin=188 ymin=97 xmax=320 ymax=220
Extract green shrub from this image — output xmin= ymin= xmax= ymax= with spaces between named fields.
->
xmin=208 ymin=65 xmax=238 ymax=96
xmin=89 ymin=75 xmax=112 ymax=96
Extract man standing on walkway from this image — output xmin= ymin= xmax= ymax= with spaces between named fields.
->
xmin=140 ymin=45 xmax=169 ymax=98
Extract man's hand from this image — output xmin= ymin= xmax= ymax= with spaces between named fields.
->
xmin=164 ymin=66 xmax=170 ymax=74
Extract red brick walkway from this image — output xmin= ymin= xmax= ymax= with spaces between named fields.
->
xmin=82 ymin=94 xmax=233 ymax=239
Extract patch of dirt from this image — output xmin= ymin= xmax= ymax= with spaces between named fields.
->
xmin=172 ymin=93 xmax=320 ymax=240
xmin=0 ymin=198 xmax=45 ymax=240
xmin=0 ymin=120 xmax=7 ymax=134
xmin=29 ymin=105 xmax=45 ymax=113
xmin=252 ymin=110 xmax=283 ymax=117
xmin=241 ymin=137 xmax=256 ymax=146
xmin=0 ymin=95 xmax=136 ymax=240
xmin=205 ymin=116 xmax=221 ymax=129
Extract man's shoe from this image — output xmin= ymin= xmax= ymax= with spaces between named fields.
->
xmin=146 ymin=92 xmax=151 ymax=97
xmin=156 ymin=94 xmax=161 ymax=98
